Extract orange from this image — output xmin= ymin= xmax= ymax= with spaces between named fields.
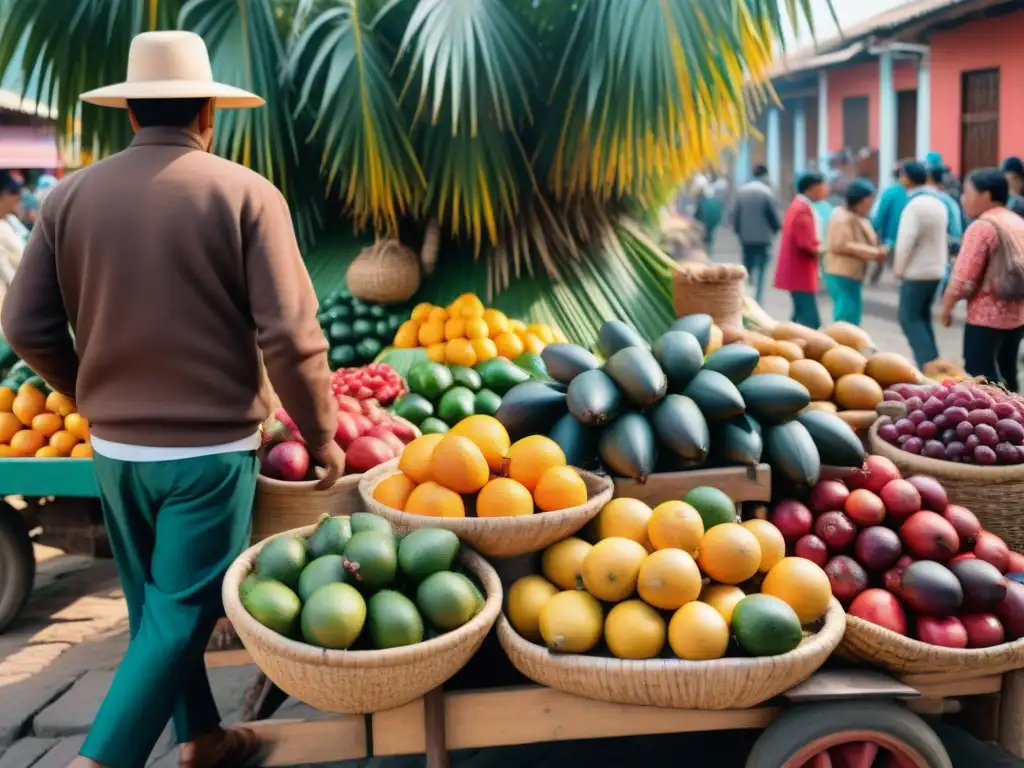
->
xmin=458 ymin=296 xmax=485 ymax=319
xmin=668 ymin=601 xmax=729 ymax=661
xmin=0 ymin=386 xmax=14 ymax=412
xmin=398 ymin=433 xmax=444 ymax=484
xmin=470 ymin=337 xmax=498 ymax=363
xmin=476 ymin=477 xmax=533 ymax=517
xmin=0 ymin=412 xmax=22 ymax=444
xmin=696 ymin=523 xmax=762 ymax=586
xmin=761 ymin=557 xmax=833 ymax=624
xmin=12 ymin=387 xmax=45 ymax=426
xmin=10 ymin=429 xmax=45 ymax=457
xmin=418 ymin=320 xmax=445 ymax=347
xmin=0 ymin=445 xmax=14 ymax=457
xmin=532 ymin=466 xmax=587 ymax=512
xmin=445 ymin=338 xmax=477 ymax=368
xmin=31 ymin=412 xmax=63 ymax=438
xmin=45 ymin=391 xmax=77 ymax=417
xmin=393 ymin=321 xmax=420 ymax=349
xmin=699 ymin=584 xmax=747 ymax=626
xmin=505 ymin=435 xmax=566 ymax=493
xmin=450 ymin=415 xmax=510 ymax=473
xmin=411 ymin=302 xmax=434 ymax=323
xmin=372 ymin=472 xmax=417 ymax=510
xmin=581 ymin=537 xmax=648 ymax=602
xmin=35 ymin=446 xmax=61 ymax=458
xmin=527 ymin=324 xmax=555 ymax=344
xmin=508 ymin=319 xmax=527 ymax=334
xmin=637 ymin=548 xmax=702 ymax=610
xmin=604 ymin=600 xmax=666 ymax=660
xmin=464 ymin=318 xmax=489 ymax=340
xmin=71 ymin=442 xmax=94 ymax=458
xmin=482 ymin=309 xmax=510 ymax=337
xmin=493 ymin=332 xmax=525 ymax=360
xmin=522 ymin=333 xmax=545 ymax=355
xmin=427 ymin=342 xmax=447 ymax=363
xmin=404 ymin=481 xmax=465 ymax=517
xmin=541 ymin=537 xmax=592 ymax=591
xmin=427 ymin=306 xmax=448 ymax=323
xmin=429 ymin=435 xmax=490 ymax=494
xmin=444 ymin=317 xmax=467 ymax=341
xmin=647 ymin=501 xmax=703 ymax=554
xmin=65 ymin=413 xmax=90 ymax=441
xmin=50 ymin=430 xmax=79 ymax=456
xmin=741 ymin=519 xmax=787 ymax=573
xmin=593 ymin=497 xmax=653 ymax=547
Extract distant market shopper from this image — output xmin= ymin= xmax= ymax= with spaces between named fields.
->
xmin=0 ymin=171 xmax=25 ymax=321
xmin=1004 ymin=156 xmax=1024 ymax=219
xmin=823 ymin=179 xmax=887 ymax=325
xmin=1 ymin=31 xmax=342 ymax=768
xmin=870 ymin=161 xmax=911 ymax=284
xmin=730 ymin=164 xmax=781 ymax=304
xmin=774 ymin=171 xmax=828 ymax=328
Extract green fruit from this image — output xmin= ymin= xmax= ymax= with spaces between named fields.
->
xmin=408 ymin=362 xmax=454 ymax=401
xmin=398 ymin=529 xmax=460 ymax=583
xmin=597 ymin=411 xmax=656 ymax=482
xmin=548 ymin=412 xmax=600 ymax=469
xmin=416 ymin=571 xmax=481 ymax=631
xmin=352 ymin=300 xmax=371 ymax=318
xmin=597 ymin=320 xmax=648 ymax=358
xmin=387 ymin=314 xmax=404 ymax=332
xmin=653 ymin=331 xmax=705 ymax=393
xmin=682 ymin=369 xmax=745 ymax=421
xmin=392 ymin=393 xmax=434 ymax=425
xmin=449 ymin=365 xmax=482 ymax=392
xmin=355 ymin=337 xmax=383 ymax=360
xmin=731 ymin=594 xmax=803 ymax=657
xmin=350 ymin=512 xmax=394 ymax=536
xmin=321 ymin=306 xmax=345 ymax=324
xmin=764 ymin=420 xmax=821 ymax=488
xmin=492 ymin=381 xmax=566 ymax=442
xmin=297 ymin=554 xmax=349 ymax=602
xmin=795 ymin=410 xmax=866 ymax=468
xmin=711 ymin=414 xmax=763 ymax=467
xmin=367 ymin=590 xmax=425 ymax=649
xmin=514 ymin=352 xmax=548 ymax=380
xmin=239 ymin=574 xmax=261 ymax=602
xmin=243 ymin=580 xmax=301 ymax=637
xmin=352 ymin=318 xmax=374 ymax=337
xmin=306 ymin=514 xmax=353 ymax=560
xmin=344 ymin=531 xmax=398 ymax=592
xmin=738 ymin=374 xmax=811 ymax=424
xmin=329 ymin=346 xmax=356 ymax=370
xmin=475 ymin=357 xmax=530 ymax=395
xmin=540 ymin=344 xmax=599 ymax=385
xmin=255 ymin=535 xmax=308 ymax=591
xmin=369 ymin=303 xmax=387 ymax=318
xmin=566 ymin=369 xmax=622 ymax=426
xmin=472 ymin=389 xmax=501 ymax=416
xmin=703 ymin=344 xmax=760 ymax=384
xmin=437 ymin=386 xmax=476 ymax=426
xmin=651 ymin=394 xmax=710 ymax=464
xmin=329 ymin=321 xmax=353 ymax=344
xmin=682 ymin=486 xmax=737 ymax=530
xmin=603 ymin=346 xmax=668 ymax=410
xmin=419 ymin=417 xmax=450 ymax=435
xmin=374 ymin=320 xmax=392 ymax=339
xmin=333 ymin=303 xmax=352 ymax=320
xmin=300 ymin=583 xmax=367 ymax=649
xmin=670 ymin=313 xmax=714 ymax=353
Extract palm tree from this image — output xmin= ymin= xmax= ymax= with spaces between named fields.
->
xmin=0 ymin=0 xmax=828 ymax=345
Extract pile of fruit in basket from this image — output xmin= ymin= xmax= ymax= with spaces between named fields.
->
xmin=318 ymin=289 xmax=409 ymax=370
xmin=773 ymin=455 xmax=1024 ymax=648
xmin=0 ymin=382 xmax=91 ymax=458
xmin=330 ymin=364 xmax=406 ymax=407
xmin=392 ymin=294 xmax=566 ymax=366
xmin=506 ymin=487 xmax=833 ymax=660
xmin=877 ymin=379 xmax=1024 ymax=465
xmin=241 ymin=514 xmax=484 ymax=650
xmin=371 ymin=416 xmax=588 ymax=518
xmin=496 ymin=314 xmax=866 ymax=486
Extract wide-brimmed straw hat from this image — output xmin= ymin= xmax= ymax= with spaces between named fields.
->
xmin=80 ymin=31 xmax=264 ymax=109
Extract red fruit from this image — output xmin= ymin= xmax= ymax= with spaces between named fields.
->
xmin=884 ymin=555 xmax=915 ymax=596
xmin=815 ymin=511 xmax=858 ymax=551
xmin=844 ymin=489 xmax=887 ymax=526
xmin=334 ymin=412 xmax=362 ymax=448
xmin=351 ymin=414 xmax=372 ymax=436
xmin=899 ymin=511 xmax=960 ymax=561
xmin=359 ymin=398 xmax=380 ymax=413
xmin=878 ymin=479 xmax=921 ymax=521
xmin=915 ymin=616 xmax=968 ymax=648
xmin=365 ymin=409 xmax=388 ymax=426
xmin=997 ymin=580 xmax=1024 ymax=640
xmin=941 ymin=504 xmax=981 ymax=550
xmin=961 ymin=613 xmax=1006 ymax=648
xmin=344 ymin=436 xmax=396 ymax=474
xmin=974 ymin=531 xmax=1011 ymax=572
xmin=950 ymin=552 xmax=977 ymax=564
xmin=849 ymin=455 xmax=901 ymax=493
xmin=388 ymin=416 xmax=421 ymax=444
xmin=848 ymin=589 xmax=908 ymax=635
xmin=854 ymin=526 xmax=903 ymax=572
xmin=336 ymin=395 xmax=361 ymax=414
xmin=366 ymin=426 xmax=405 ymax=457
xmin=809 ymin=479 xmax=850 ymax=514
xmin=265 ymin=440 xmax=311 ymax=482
xmin=794 ymin=534 xmax=829 ymax=567
xmin=1006 ymin=551 xmax=1024 ymax=574
xmin=824 ymin=555 xmax=868 ymax=603
xmin=770 ymin=500 xmax=814 ymax=544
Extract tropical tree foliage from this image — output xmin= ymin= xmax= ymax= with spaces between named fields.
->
xmin=0 ymin=0 xmax=828 ymax=344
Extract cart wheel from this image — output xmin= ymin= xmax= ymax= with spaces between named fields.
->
xmin=0 ymin=502 xmax=35 ymax=634
xmin=746 ymin=701 xmax=952 ymax=768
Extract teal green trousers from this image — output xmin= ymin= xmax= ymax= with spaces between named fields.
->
xmin=824 ymin=274 xmax=864 ymax=326
xmin=82 ymin=451 xmax=258 ymax=768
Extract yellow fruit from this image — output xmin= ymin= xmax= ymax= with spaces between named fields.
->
xmin=13 ymin=387 xmax=45 ymax=426
xmin=506 ymin=435 xmax=566 ymax=493
xmin=394 ymin=321 xmax=421 ymax=349
xmin=31 ymin=412 xmax=63 ymax=438
xmin=494 ymin=332 xmax=525 ymax=359
xmin=483 ymin=309 xmax=510 ymax=337
xmin=741 ymin=519 xmax=787 ymax=573
xmin=541 ymin=537 xmax=592 ymax=590
xmin=10 ymin=429 xmax=45 ymax=457
xmin=552 ymin=328 xmax=568 ymax=344
xmin=0 ymin=412 xmax=21 ymax=443
xmin=509 ymin=319 xmax=527 ymax=333
xmin=411 ymin=302 xmax=434 ymax=323
xmin=532 ymin=465 xmax=587 ymax=512
xmin=444 ymin=317 xmax=467 ymax=341
xmin=582 ymin=537 xmax=648 ymax=602
xmin=427 ymin=343 xmax=447 ymax=363
xmin=428 ymin=306 xmax=448 ymax=323
xmin=0 ymin=387 xmax=14 ymax=412
xmin=445 ymin=338 xmax=477 ymax=367
xmin=71 ymin=442 xmax=94 ymax=458
xmin=506 ymin=575 xmax=558 ymax=642
xmin=668 ymin=601 xmax=730 ymax=661
xmin=372 ymin=472 xmax=417 ymax=510
xmin=538 ymin=590 xmax=603 ymax=653
xmin=459 ymin=298 xmax=486 ymax=319
xmin=527 ymin=323 xmax=555 ymax=344
xmin=451 ymin=414 xmax=510 ymax=473
xmin=699 ymin=584 xmax=747 ymax=626
xmin=35 ymin=446 xmax=61 ymax=458
xmin=522 ymin=333 xmax=545 ymax=355
xmin=604 ymin=600 xmax=666 ymax=660
xmin=50 ymin=430 xmax=78 ymax=456
xmin=696 ymin=523 xmax=762 ymax=585
xmin=429 ymin=435 xmax=490 ymax=494
xmin=594 ymin=498 xmax=653 ymax=547
xmin=65 ymin=413 xmax=90 ymax=441
xmin=470 ymin=337 xmax=498 ymax=363
xmin=761 ymin=557 xmax=833 ymax=624
xmin=418 ymin=320 xmax=446 ymax=347
xmin=464 ymin=318 xmax=489 ymax=340
xmin=404 ymin=481 xmax=466 ymax=517
xmin=0 ymin=445 xmax=13 ymax=457
xmin=637 ymin=548 xmax=702 ymax=610
xmin=647 ymin=501 xmax=704 ymax=554
xmin=476 ymin=477 xmax=534 ymax=517
xmin=398 ymin=433 xmax=445 ymax=484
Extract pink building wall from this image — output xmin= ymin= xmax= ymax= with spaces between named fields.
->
xmin=929 ymin=11 xmax=1024 ymax=175
xmin=825 ymin=60 xmax=918 ymax=152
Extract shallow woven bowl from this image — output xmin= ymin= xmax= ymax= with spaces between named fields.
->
xmin=842 ymin=615 xmax=1024 ymax=676
xmin=223 ymin=524 xmax=502 ymax=714
xmin=251 ymin=473 xmax=362 ymax=543
xmin=497 ymin=598 xmax=845 ymax=710
xmin=358 ymin=459 xmax=614 ymax=558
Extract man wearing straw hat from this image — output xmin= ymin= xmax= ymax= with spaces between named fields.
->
xmin=2 ymin=30 xmax=343 ymax=768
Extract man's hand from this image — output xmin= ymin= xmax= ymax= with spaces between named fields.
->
xmin=940 ymin=304 xmax=954 ymax=328
xmin=311 ymin=440 xmax=346 ymax=490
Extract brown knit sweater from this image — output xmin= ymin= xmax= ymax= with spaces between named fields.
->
xmin=1 ymin=127 xmax=337 ymax=449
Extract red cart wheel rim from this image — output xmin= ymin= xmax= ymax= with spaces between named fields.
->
xmin=781 ymin=730 xmax=933 ymax=768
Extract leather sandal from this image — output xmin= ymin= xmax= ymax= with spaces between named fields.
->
xmin=179 ymin=726 xmax=260 ymax=768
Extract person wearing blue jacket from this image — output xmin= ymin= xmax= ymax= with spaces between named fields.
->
xmin=922 ymin=156 xmax=964 ymax=297
xmin=870 ymin=163 xmax=910 ymax=283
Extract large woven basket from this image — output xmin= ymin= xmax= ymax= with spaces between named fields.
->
xmin=672 ymin=263 xmax=747 ymax=328
xmin=223 ymin=524 xmax=502 ymax=714
xmin=868 ymin=420 xmax=1024 ymax=552
xmin=497 ymin=599 xmax=845 ymax=709
xmin=251 ymin=474 xmax=362 ymax=543
xmin=346 ymin=222 xmax=439 ymax=305
xmin=842 ymin=615 xmax=1024 ymax=676
xmin=358 ymin=459 xmax=613 ymax=558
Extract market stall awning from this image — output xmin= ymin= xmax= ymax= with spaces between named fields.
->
xmin=0 ymin=126 xmax=60 ymax=169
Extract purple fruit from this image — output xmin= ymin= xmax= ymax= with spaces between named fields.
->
xmin=996 ymin=443 xmax=1021 ymax=464
xmin=945 ymin=406 xmax=970 ymax=424
xmin=922 ymin=440 xmax=946 ymax=460
xmin=969 ymin=408 xmax=999 ymax=427
xmin=897 ymin=434 xmax=912 ymax=446
xmin=885 ymin=390 xmax=906 ymax=402
xmin=906 ymin=396 xmax=924 ymax=411
xmin=996 ymin=418 xmax=1024 ymax=445
xmin=995 ymin=401 xmax=1017 ymax=419
xmin=922 ymin=397 xmax=945 ymax=417
xmin=904 ymin=437 xmax=923 ymax=454
xmin=949 ymin=559 xmax=1008 ymax=611
xmin=933 ymin=413 xmax=951 ymax=430
xmin=900 ymin=560 xmax=964 ymax=617
xmin=895 ymin=418 xmax=916 ymax=436
xmin=878 ymin=422 xmax=900 ymax=443
xmin=908 ymin=410 xmax=927 ymax=425
xmin=943 ymin=392 xmax=960 ymax=408
xmin=939 ymin=428 xmax=956 ymax=444
xmin=956 ymin=421 xmax=974 ymax=442
xmin=945 ymin=441 xmax=967 ymax=461
xmin=965 ymin=434 xmax=981 ymax=452
xmin=975 ymin=423 xmax=999 ymax=447
xmin=916 ymin=421 xmax=938 ymax=440
xmin=855 ymin=526 xmax=903 ymax=572
xmin=974 ymin=445 xmax=998 ymax=465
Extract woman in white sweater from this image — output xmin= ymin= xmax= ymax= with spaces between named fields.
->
xmin=894 ymin=161 xmax=950 ymax=368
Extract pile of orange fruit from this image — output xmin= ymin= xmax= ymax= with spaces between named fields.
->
xmin=0 ymin=383 xmax=92 ymax=458
xmin=371 ymin=415 xmax=588 ymax=517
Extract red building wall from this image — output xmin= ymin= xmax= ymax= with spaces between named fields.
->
xmin=825 ymin=60 xmax=919 ymax=152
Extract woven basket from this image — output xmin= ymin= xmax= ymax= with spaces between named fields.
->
xmin=357 ymin=459 xmax=613 ymax=558
xmin=672 ymin=263 xmax=747 ymax=328
xmin=868 ymin=420 xmax=1024 ymax=552
xmin=841 ymin=615 xmax=1024 ymax=676
xmin=223 ymin=524 xmax=502 ymax=714
xmin=497 ymin=598 xmax=845 ymax=709
xmin=251 ymin=474 xmax=362 ymax=544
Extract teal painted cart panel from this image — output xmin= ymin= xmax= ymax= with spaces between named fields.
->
xmin=0 ymin=458 xmax=99 ymax=498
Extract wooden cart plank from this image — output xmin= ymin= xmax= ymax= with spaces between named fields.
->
xmin=905 ymin=674 xmax=1003 ymax=699
xmin=784 ymin=669 xmax=919 ymax=701
xmin=371 ymin=685 xmax=779 ymax=756
xmin=998 ymin=669 xmax=1024 ymax=758
xmin=613 ymin=464 xmax=770 ymax=506
xmin=244 ymin=716 xmax=367 ymax=765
